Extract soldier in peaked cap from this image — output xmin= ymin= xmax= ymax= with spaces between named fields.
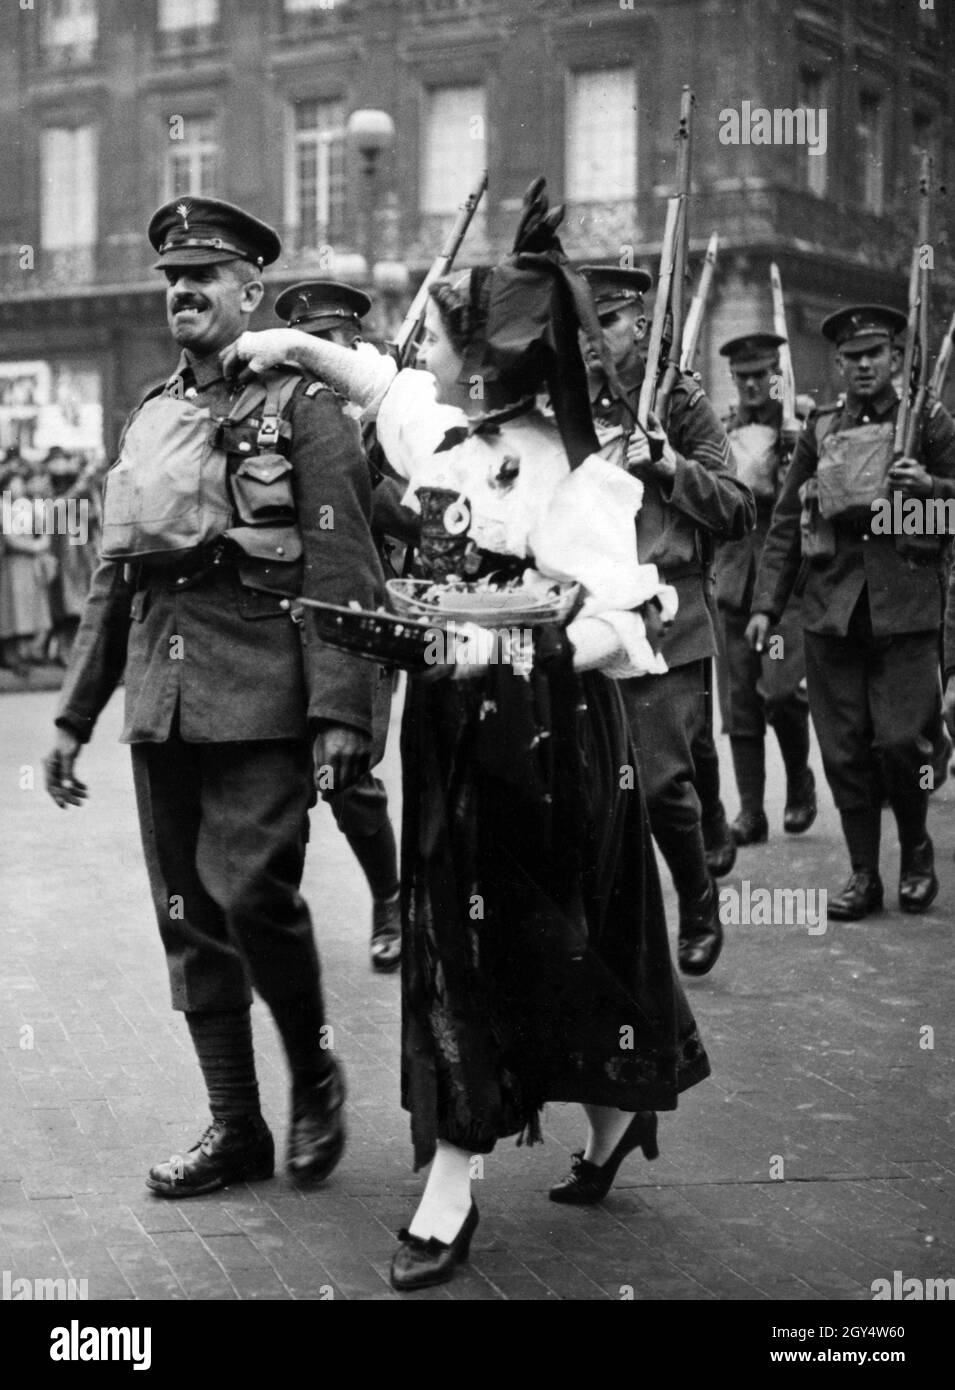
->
xmin=149 ymin=195 xmax=282 ymax=270
xmin=45 ymin=198 xmax=387 ymax=1194
xmin=581 ymin=263 xmax=755 ymax=979
xmin=714 ymin=331 xmax=816 ymax=849
xmin=751 ymin=303 xmax=955 ymax=920
xmin=275 ymin=280 xmax=408 ymax=975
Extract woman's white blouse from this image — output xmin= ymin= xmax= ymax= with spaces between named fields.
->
xmin=376 ymin=368 xmax=677 ymax=678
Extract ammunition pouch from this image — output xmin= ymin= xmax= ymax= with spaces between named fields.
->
xmin=102 ymin=369 xmax=305 ymax=575
xmin=798 ymin=475 xmax=835 ymax=562
xmin=816 ymin=422 xmax=893 ymax=524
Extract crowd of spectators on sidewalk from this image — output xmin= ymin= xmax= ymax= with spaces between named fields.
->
xmin=0 ymin=446 xmax=103 ymax=677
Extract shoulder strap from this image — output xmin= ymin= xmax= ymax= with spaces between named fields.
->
xmin=227 ymin=368 xmax=304 ymax=447
xmin=813 ymin=404 xmax=842 ymax=449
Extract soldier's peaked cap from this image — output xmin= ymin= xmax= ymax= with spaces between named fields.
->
xmin=274 ymin=281 xmax=371 ymax=334
xmin=149 ymin=197 xmax=281 ymax=270
xmin=719 ymin=332 xmax=786 ymax=371
xmin=821 ymin=304 xmax=907 ymax=352
xmin=579 ymin=265 xmax=653 ymax=315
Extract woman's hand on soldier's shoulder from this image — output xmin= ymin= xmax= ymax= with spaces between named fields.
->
xmin=222 ymin=329 xmax=307 ymax=380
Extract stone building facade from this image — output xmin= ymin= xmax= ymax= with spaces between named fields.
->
xmin=0 ymin=0 xmax=951 ymax=454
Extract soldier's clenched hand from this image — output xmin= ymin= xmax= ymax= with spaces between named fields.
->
xmin=887 ymin=457 xmax=933 ymax=499
xmin=45 ymin=729 xmax=88 ymax=809
xmin=313 ymin=723 xmax=372 ymax=795
xmin=745 ymin=613 xmax=771 ymax=653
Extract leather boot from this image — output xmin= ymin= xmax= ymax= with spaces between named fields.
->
xmin=146 ymin=1115 xmax=274 ymax=1198
xmin=783 ymin=767 xmax=817 ymax=834
xmin=678 ymin=879 xmax=724 ymax=977
xmin=287 ymin=1055 xmax=346 ymax=1188
xmin=370 ymin=892 xmax=401 ymax=973
xmin=899 ymin=837 xmax=938 ymax=914
xmin=732 ymin=808 xmax=769 ymax=845
xmin=729 ymin=736 xmax=767 ymax=845
xmin=827 ymin=870 xmax=884 ymax=921
xmin=702 ymin=800 xmax=737 ymax=878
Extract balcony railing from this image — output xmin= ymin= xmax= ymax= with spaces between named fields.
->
xmin=0 ymin=245 xmax=98 ymax=296
xmin=279 ymin=0 xmax=356 ymax=39
xmin=0 ymin=186 xmax=935 ymax=301
xmin=155 ymin=24 xmax=221 ymax=59
xmin=405 ymin=209 xmax=490 ymax=267
xmin=409 ymin=0 xmax=502 ymax=19
xmin=560 ymin=200 xmax=644 ymax=260
xmin=38 ymin=39 xmax=99 ymax=69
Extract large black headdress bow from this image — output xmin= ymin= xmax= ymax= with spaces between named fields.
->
xmin=458 ymin=178 xmax=634 ymax=468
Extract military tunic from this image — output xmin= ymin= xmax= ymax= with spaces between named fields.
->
xmin=591 ymin=356 xmax=755 ymax=900
xmin=56 ymin=350 xmax=386 ymax=1012
xmin=715 ymin=397 xmax=809 ymax=745
xmin=752 ymin=384 xmax=955 ymax=814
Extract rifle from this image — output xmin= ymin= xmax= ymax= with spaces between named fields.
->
xmin=680 ymin=230 xmax=718 ymax=372
xmin=769 ymin=262 xmax=798 ymax=434
xmin=895 ymin=153 xmax=932 ymax=459
xmin=929 ymin=309 xmax=955 ymax=400
xmin=637 ymin=195 xmax=680 ymax=428
xmin=654 ymin=87 xmax=695 ymax=424
xmin=388 ymin=167 xmax=488 ymax=368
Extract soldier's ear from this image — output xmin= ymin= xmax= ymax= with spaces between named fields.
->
xmin=240 ymin=278 xmax=266 ymax=314
xmin=633 ymin=313 xmax=649 ymax=343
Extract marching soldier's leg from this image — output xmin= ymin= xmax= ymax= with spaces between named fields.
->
xmin=803 ymin=613 xmax=883 ymax=921
xmin=328 ymin=775 xmax=401 ymax=973
xmin=196 ymin=737 xmax=345 ymax=1187
xmin=926 ymin=674 xmax=953 ymax=793
xmin=622 ymin=662 xmax=723 ymax=976
xmin=721 ymin=605 xmax=769 ymax=845
xmin=328 ymin=662 xmax=401 ymax=971
xmin=760 ymin=606 xmax=816 ymax=834
xmin=131 ymin=731 xmax=274 ymax=1198
xmin=693 ymin=660 xmax=736 ymax=877
xmin=869 ymin=629 xmax=940 ymax=913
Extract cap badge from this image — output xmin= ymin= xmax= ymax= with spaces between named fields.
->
xmin=176 ymin=202 xmax=191 ymax=230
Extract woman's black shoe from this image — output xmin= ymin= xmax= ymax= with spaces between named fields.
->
xmin=390 ymin=1201 xmax=479 ymax=1291
xmin=549 ymin=1111 xmax=658 ymax=1205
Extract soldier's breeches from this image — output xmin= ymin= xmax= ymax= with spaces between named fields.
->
xmin=620 ymin=660 xmax=710 ymax=902
xmin=718 ymin=604 xmax=808 ymax=742
xmin=327 ymin=772 xmax=391 ymax=839
xmin=803 ymin=602 xmax=938 ymax=813
xmin=131 ymin=733 xmax=322 ymax=1017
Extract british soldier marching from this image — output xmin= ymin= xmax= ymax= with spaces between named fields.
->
xmin=750 ymin=304 xmax=955 ymax=920
xmin=714 ymin=331 xmax=816 ymax=846
xmin=45 ymin=199 xmax=386 ymax=1195
xmin=581 ymin=264 xmax=755 ymax=975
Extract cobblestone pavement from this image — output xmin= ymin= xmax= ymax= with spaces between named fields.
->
xmin=2 ymin=684 xmax=953 ymax=1302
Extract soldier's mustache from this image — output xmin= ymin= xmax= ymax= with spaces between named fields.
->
xmin=172 ymin=294 xmax=210 ymax=313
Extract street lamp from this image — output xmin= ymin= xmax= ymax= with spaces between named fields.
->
xmin=346 ymin=108 xmax=395 ymax=277
xmin=346 ymin=109 xmax=407 ymax=336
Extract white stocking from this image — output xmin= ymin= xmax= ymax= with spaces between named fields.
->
xmin=408 ymin=1140 xmax=474 ymax=1243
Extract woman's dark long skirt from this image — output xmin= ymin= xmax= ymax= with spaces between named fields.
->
xmin=399 ymin=628 xmax=710 ymax=1170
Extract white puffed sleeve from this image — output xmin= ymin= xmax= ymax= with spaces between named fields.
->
xmin=374 ymin=368 xmax=470 ymax=483
xmin=529 ymin=453 xmax=678 ymax=678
